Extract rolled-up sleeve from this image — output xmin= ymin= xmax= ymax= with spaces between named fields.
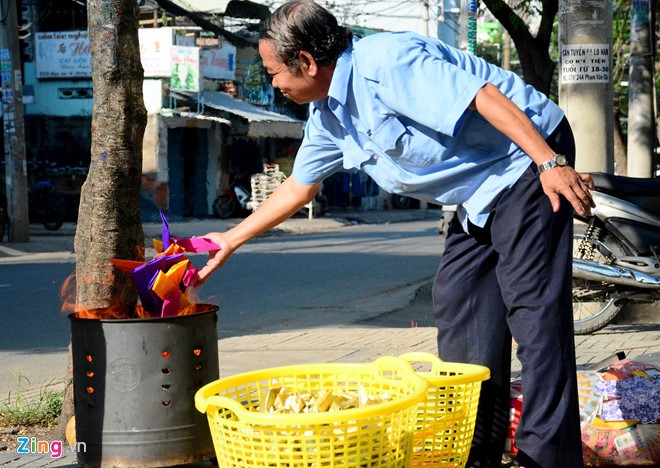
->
xmin=291 ymin=114 xmax=344 ymax=185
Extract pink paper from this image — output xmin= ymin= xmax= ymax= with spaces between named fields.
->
xmin=172 ymin=237 xmax=220 ymax=253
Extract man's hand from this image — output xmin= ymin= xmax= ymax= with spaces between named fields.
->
xmin=189 ymin=232 xmax=234 ymax=287
xmin=540 ymin=167 xmax=595 ymax=216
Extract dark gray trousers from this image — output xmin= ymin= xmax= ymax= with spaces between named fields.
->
xmin=433 ymin=118 xmax=583 ymax=468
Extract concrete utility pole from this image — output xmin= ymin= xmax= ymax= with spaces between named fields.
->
xmin=438 ymin=0 xmax=474 ymax=50
xmin=438 ymin=0 xmax=461 ymax=48
xmin=627 ymin=0 xmax=655 ymax=177
xmin=0 ymin=0 xmax=29 ymax=241
xmin=558 ymin=0 xmax=614 ymax=173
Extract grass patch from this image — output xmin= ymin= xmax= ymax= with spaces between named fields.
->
xmin=0 ymin=375 xmax=63 ymax=427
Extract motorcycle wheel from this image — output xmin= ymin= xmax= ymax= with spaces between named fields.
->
xmin=390 ymin=194 xmax=418 ymax=210
xmin=213 ymin=194 xmax=238 ymax=219
xmin=572 ymin=221 xmax=630 ymax=335
xmin=40 ymin=193 xmax=67 ymax=231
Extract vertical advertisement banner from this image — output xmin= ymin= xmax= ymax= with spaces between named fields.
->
xmin=170 ymin=46 xmax=201 ymax=92
xmin=139 ymin=28 xmax=175 ymax=77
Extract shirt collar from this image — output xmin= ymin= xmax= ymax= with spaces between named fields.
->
xmin=312 ymin=37 xmax=357 ymax=111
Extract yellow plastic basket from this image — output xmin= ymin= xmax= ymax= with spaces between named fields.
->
xmin=399 ymin=352 xmax=490 ymax=468
xmin=195 ymin=356 xmax=428 ymax=467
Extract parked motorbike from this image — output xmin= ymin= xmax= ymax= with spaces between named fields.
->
xmin=29 ymin=180 xmax=68 ymax=231
xmin=572 ymin=172 xmax=660 ymax=334
xmin=213 ymin=177 xmax=251 ymax=219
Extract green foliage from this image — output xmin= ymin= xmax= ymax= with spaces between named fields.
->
xmin=0 ymin=375 xmax=63 ymax=427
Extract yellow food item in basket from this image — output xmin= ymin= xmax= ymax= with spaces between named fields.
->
xmin=257 ymin=384 xmax=391 ymax=414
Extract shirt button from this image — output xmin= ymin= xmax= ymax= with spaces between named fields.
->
xmin=367 ymin=130 xmax=372 ymax=136
xmin=372 ymin=154 xmax=378 ymax=160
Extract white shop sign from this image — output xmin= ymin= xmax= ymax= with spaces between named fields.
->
xmin=560 ymin=44 xmax=610 ymax=84
xmin=139 ymin=28 xmax=175 ymax=77
xmin=35 ymin=31 xmax=91 ymax=78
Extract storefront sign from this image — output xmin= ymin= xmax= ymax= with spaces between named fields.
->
xmin=200 ymin=44 xmax=236 ymax=80
xmin=35 ymin=31 xmax=91 ymax=78
xmin=139 ymin=28 xmax=174 ymax=77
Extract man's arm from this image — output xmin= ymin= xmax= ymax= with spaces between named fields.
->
xmin=193 ymin=177 xmax=321 ymax=285
xmin=470 ymin=83 xmax=594 ymax=215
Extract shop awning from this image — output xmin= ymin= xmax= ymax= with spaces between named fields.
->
xmin=177 ymin=90 xmax=304 ymax=139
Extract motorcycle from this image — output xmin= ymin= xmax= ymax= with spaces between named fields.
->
xmin=29 ymin=180 xmax=68 ymax=231
xmin=213 ymin=174 xmax=251 ymax=219
xmin=572 ymin=172 xmax=660 ymax=334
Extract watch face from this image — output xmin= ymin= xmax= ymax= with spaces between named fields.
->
xmin=556 ymin=155 xmax=568 ymax=166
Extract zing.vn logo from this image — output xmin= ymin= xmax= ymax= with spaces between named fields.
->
xmin=16 ymin=436 xmax=86 ymax=459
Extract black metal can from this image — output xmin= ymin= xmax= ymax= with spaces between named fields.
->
xmin=69 ymin=305 xmax=219 ymax=467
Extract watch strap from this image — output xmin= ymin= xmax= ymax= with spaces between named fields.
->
xmin=538 ymin=154 xmax=567 ymax=174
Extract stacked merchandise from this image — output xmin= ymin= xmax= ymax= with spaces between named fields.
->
xmin=246 ymin=164 xmax=286 ymax=212
xmin=506 ymin=357 xmax=660 ymax=466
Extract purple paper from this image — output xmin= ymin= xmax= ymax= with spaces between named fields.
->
xmin=595 ymin=376 xmax=660 ymax=424
xmin=131 ymin=253 xmax=185 ymax=315
xmin=160 ymin=210 xmax=171 ymax=251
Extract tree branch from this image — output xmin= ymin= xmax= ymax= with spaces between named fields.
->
xmin=154 ymin=0 xmax=256 ymax=47
xmin=482 ymin=0 xmax=534 ymax=45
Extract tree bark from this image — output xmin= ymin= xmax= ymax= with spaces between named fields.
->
xmin=75 ymin=0 xmax=147 ymax=311
xmin=58 ymin=0 xmax=147 ymax=437
xmin=482 ymin=0 xmax=558 ymax=95
xmin=613 ymin=109 xmax=627 ymax=175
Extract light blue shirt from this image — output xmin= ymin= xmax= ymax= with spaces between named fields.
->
xmin=292 ymin=32 xmax=565 ymax=228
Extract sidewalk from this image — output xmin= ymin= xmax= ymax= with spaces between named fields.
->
xmin=2 ymin=325 xmax=658 ymax=467
xmin=1 ymin=209 xmax=659 ymax=467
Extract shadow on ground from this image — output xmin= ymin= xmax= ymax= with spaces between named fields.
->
xmin=355 ymin=281 xmax=435 ymax=328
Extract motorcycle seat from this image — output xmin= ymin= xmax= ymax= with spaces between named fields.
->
xmin=589 ymin=172 xmax=660 ymax=216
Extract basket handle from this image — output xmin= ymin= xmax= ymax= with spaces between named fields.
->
xmin=399 ymin=352 xmax=491 ymax=384
xmin=195 ymin=390 xmax=247 ymax=417
xmin=398 ymin=352 xmax=444 ymax=373
xmin=373 ymin=355 xmax=417 ymax=376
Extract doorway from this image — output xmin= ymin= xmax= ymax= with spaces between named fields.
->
xmin=168 ymin=127 xmax=209 ymax=218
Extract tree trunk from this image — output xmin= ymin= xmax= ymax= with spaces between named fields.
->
xmin=613 ymin=109 xmax=627 ymax=175
xmin=57 ymin=0 xmax=147 ymax=437
xmin=75 ymin=0 xmax=147 ymax=311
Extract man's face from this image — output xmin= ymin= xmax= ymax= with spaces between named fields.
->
xmin=259 ymin=40 xmax=327 ymax=104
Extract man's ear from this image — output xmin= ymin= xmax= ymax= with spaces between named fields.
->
xmin=298 ymin=51 xmax=318 ymax=76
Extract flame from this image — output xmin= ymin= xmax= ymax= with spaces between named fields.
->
xmin=60 ymin=271 xmax=216 ymax=320
xmin=60 ymin=272 xmax=158 ymax=320
xmin=177 ymin=302 xmax=217 ymax=316
xmin=60 ymin=274 xmax=80 ymax=315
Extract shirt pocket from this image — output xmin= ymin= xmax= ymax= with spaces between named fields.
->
xmin=370 ymin=116 xmax=407 ymax=156
xmin=370 ymin=115 xmax=444 ymax=173
xmin=340 ymin=139 xmax=372 ymax=171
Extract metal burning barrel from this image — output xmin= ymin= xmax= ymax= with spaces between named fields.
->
xmin=69 ymin=305 xmax=219 ymax=467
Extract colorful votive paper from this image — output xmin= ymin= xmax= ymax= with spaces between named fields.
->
xmin=109 ymin=211 xmax=220 ymax=317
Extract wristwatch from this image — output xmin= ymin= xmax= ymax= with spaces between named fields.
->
xmin=538 ymin=154 xmax=569 ymax=174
